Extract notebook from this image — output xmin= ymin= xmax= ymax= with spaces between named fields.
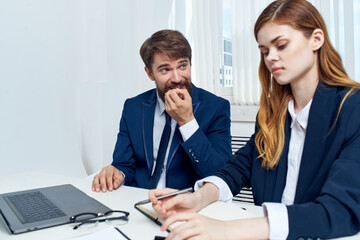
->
xmin=134 ymin=200 xmax=256 ymax=231
xmin=0 ymin=184 xmax=111 ymax=234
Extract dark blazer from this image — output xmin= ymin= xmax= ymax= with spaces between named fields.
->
xmin=215 ymin=82 xmax=360 ymax=239
xmin=112 ymin=84 xmax=231 ymax=190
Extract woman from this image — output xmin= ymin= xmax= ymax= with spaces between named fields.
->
xmin=150 ymin=0 xmax=360 ymax=239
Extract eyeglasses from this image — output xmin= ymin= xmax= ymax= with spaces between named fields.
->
xmin=70 ymin=210 xmax=129 ymax=230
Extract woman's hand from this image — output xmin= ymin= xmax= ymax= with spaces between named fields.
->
xmin=162 ymin=213 xmax=270 ymax=240
xmin=149 ymin=188 xmax=201 ymax=218
xmin=162 ymin=213 xmax=229 ymax=240
xmin=149 ymin=183 xmax=220 ymax=218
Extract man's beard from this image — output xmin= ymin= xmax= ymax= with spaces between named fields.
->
xmin=157 ymin=79 xmax=193 ymax=103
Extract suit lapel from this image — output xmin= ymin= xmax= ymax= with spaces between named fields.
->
xmin=273 ymin=114 xmax=291 ymax=201
xmin=294 ymin=82 xmax=337 ymax=203
xmin=142 ymin=92 xmax=157 ymax=175
xmin=262 ymin=113 xmax=290 ymax=202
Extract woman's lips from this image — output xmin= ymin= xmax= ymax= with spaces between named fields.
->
xmin=272 ymin=67 xmax=283 ymax=75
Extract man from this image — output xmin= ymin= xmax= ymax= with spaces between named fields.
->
xmin=92 ymin=29 xmax=231 ymax=192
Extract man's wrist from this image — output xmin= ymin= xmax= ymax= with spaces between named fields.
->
xmin=179 ymin=118 xmax=199 ymax=141
xmin=177 ymin=115 xmax=195 ymax=126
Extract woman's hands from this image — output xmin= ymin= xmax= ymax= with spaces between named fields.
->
xmin=148 ymin=183 xmax=270 ymax=240
xmin=149 ymin=183 xmax=219 ymax=218
xmin=161 ymin=212 xmax=230 ymax=240
xmin=149 ymin=188 xmax=203 ymax=218
xmin=163 ymin=214 xmax=270 ymax=240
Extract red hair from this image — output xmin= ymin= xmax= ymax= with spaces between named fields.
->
xmin=254 ymin=0 xmax=360 ymax=169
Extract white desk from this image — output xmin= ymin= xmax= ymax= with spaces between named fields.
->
xmin=0 ymin=172 xmax=359 ymax=240
xmin=0 ymin=172 xmax=263 ymax=240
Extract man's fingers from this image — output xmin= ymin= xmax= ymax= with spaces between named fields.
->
xmin=113 ymin=170 xmax=124 ymax=189
xmin=93 ymin=168 xmax=108 ymax=192
xmin=99 ymin=176 xmax=107 ymax=192
xmin=106 ymin=168 xmax=114 ymax=191
xmin=175 ymin=88 xmax=190 ymax=100
xmin=92 ymin=166 xmax=121 ymax=193
xmin=92 ymin=175 xmax=100 ymax=192
xmin=166 ymin=89 xmax=183 ymax=105
xmin=98 ymin=167 xmax=109 ymax=192
xmin=164 ymin=91 xmax=177 ymax=111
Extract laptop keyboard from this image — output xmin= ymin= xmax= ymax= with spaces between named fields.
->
xmin=4 ymin=191 xmax=66 ymax=224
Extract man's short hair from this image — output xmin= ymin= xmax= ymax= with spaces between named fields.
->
xmin=140 ymin=29 xmax=192 ymax=71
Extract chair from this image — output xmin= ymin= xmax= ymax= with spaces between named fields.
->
xmin=231 ymin=136 xmax=254 ymax=205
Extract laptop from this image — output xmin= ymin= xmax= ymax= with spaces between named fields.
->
xmin=0 ymin=184 xmax=111 ymax=234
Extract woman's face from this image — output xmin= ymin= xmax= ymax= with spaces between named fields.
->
xmin=257 ymin=22 xmax=318 ymax=87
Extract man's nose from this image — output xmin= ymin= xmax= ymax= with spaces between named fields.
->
xmin=171 ymin=70 xmax=181 ymax=83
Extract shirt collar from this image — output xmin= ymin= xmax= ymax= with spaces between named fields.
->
xmin=288 ymin=99 xmax=312 ymax=130
xmin=156 ymin=90 xmax=166 ymax=116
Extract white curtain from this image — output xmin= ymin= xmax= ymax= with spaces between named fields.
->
xmin=78 ymin=0 xmax=109 ymax=175
xmin=191 ymin=0 xmax=223 ymax=95
xmin=309 ymin=0 xmax=356 ymax=80
xmin=230 ymin=0 xmax=273 ymax=105
xmin=0 ymin=0 xmax=183 ymax=177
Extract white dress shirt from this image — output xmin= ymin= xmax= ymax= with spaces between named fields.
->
xmin=154 ymin=92 xmax=199 ymax=189
xmin=195 ymin=99 xmax=312 ymax=240
xmin=120 ymin=92 xmax=199 ymax=189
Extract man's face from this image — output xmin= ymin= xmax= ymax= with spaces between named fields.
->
xmin=145 ymin=53 xmax=192 ymax=102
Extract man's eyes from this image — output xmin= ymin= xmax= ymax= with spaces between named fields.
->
xmin=159 ymin=63 xmax=188 ymax=73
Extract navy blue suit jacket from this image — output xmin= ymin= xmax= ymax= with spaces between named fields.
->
xmin=112 ymin=84 xmax=231 ymax=189
xmin=215 ymin=82 xmax=360 ymax=239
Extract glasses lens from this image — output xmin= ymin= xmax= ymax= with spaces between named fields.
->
xmin=75 ymin=213 xmax=97 ymax=221
xmin=105 ymin=212 xmax=128 ymax=226
xmin=73 ymin=213 xmax=99 ymax=230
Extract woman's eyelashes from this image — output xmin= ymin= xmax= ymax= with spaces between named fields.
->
xmin=277 ymin=43 xmax=287 ymax=50
xmin=260 ymin=42 xmax=288 ymax=57
xmin=260 ymin=48 xmax=269 ymax=56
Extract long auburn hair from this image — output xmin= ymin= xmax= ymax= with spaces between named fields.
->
xmin=253 ymin=0 xmax=360 ymax=169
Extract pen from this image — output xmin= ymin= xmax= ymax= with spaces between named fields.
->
xmin=136 ymin=187 xmax=193 ymax=205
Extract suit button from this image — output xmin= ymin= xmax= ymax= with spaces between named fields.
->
xmin=188 ymin=148 xmax=192 ymax=153
xmin=195 ymin=160 xmax=200 ymax=163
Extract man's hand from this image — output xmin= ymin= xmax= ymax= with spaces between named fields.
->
xmin=92 ymin=165 xmax=124 ymax=192
xmin=165 ymin=89 xmax=194 ymax=126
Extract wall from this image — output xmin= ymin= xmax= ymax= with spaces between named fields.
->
xmin=230 ymin=105 xmax=257 ymax=138
xmin=0 ymin=0 xmax=188 ymax=177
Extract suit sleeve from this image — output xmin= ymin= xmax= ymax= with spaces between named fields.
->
xmin=286 ymin=97 xmax=360 ymax=239
xmin=180 ymin=99 xmax=232 ymax=178
xmin=111 ymin=100 xmax=137 ymax=185
xmin=213 ymin=132 xmax=256 ymax=196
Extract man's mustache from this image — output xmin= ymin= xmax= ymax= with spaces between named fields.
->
xmin=165 ymin=82 xmax=185 ymax=90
